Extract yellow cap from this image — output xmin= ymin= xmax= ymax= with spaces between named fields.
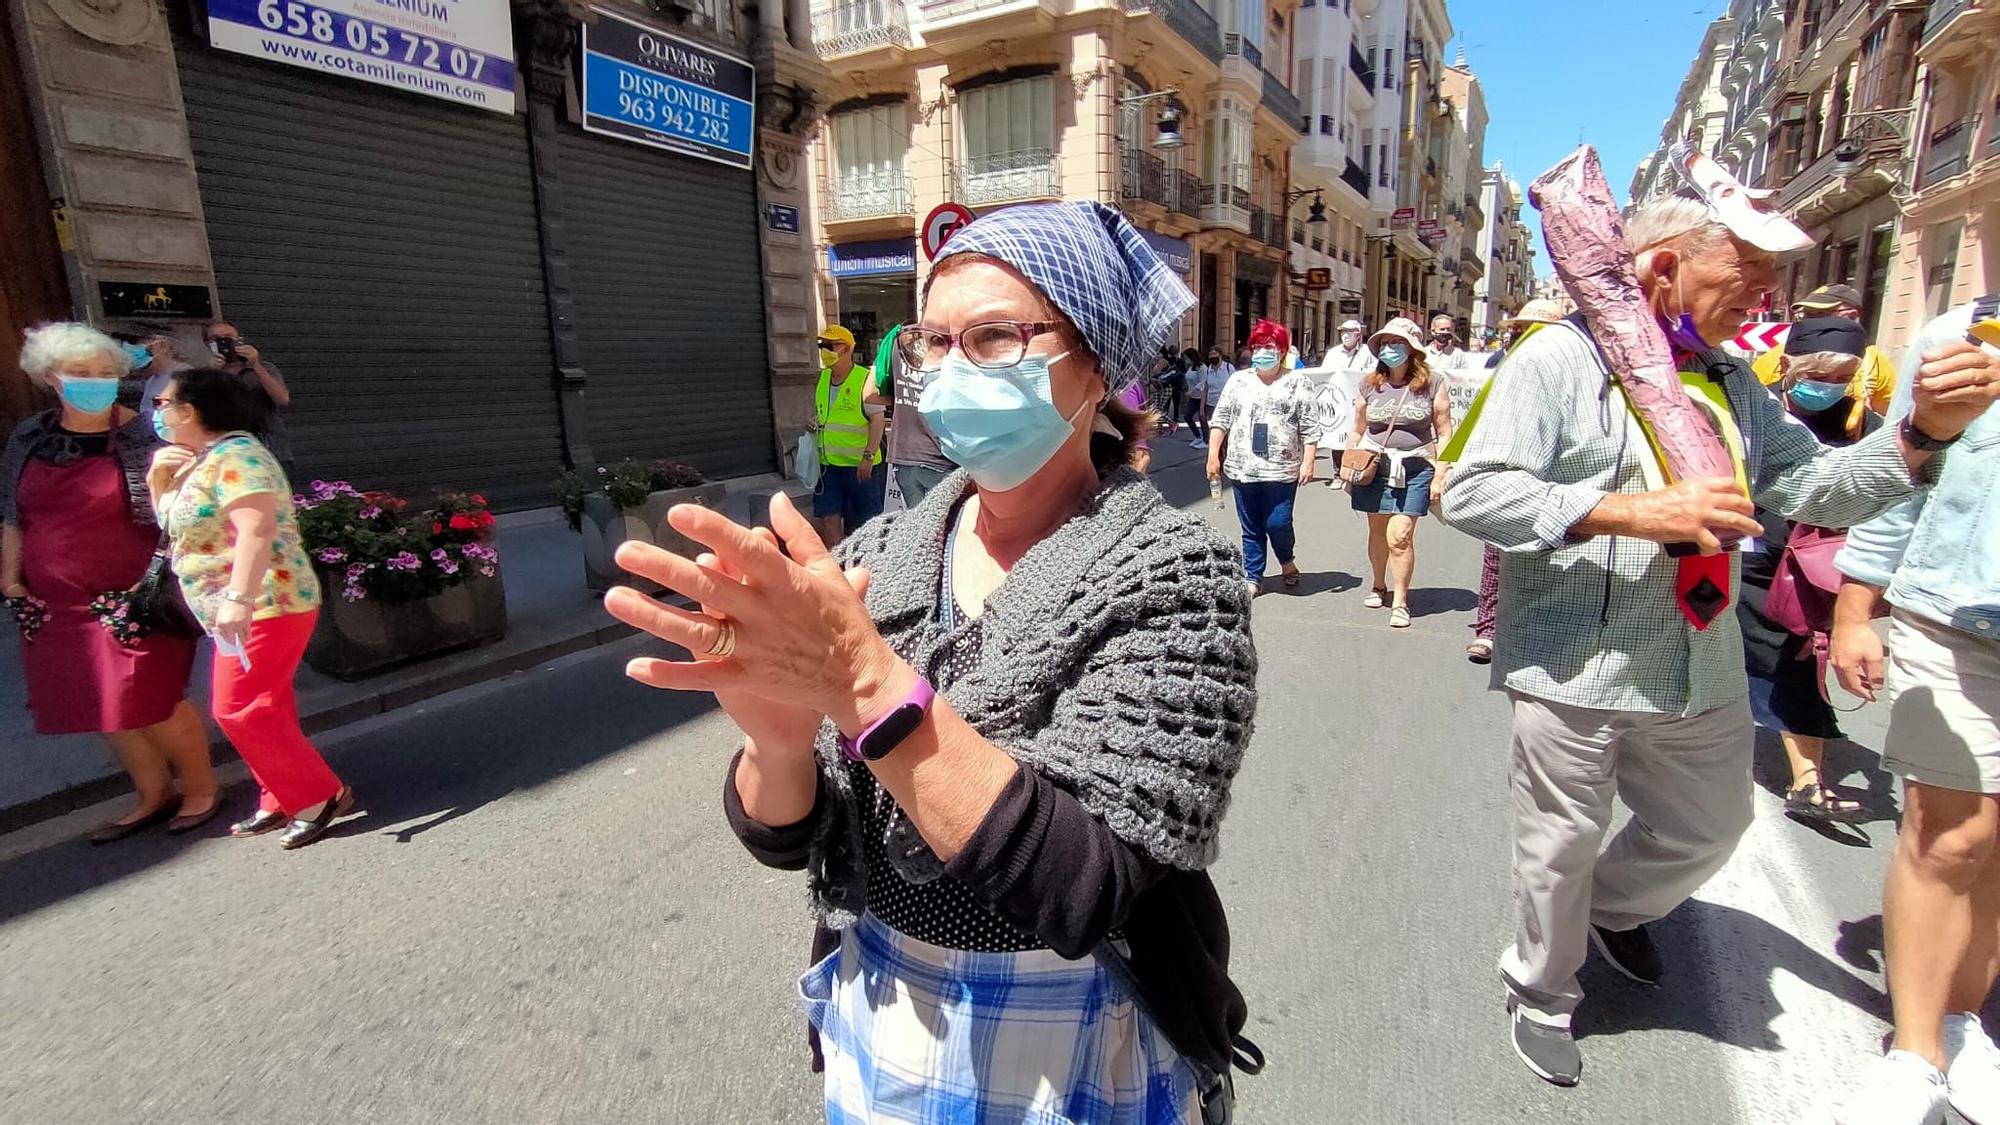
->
xmin=817 ymin=325 xmax=856 ymax=348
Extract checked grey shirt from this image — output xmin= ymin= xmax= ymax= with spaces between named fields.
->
xmin=1440 ymin=321 xmax=1921 ymax=717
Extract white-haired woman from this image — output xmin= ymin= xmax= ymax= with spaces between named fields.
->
xmin=1 ymin=323 xmax=214 ymax=842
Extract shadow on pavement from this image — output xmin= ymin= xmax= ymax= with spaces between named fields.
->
xmin=0 ymin=631 xmax=716 ymax=928
xmin=1575 ymin=898 xmax=1890 ymax=1049
xmin=1406 ymin=585 xmax=1478 ymax=618
xmin=1748 ymin=726 xmax=1899 ymax=848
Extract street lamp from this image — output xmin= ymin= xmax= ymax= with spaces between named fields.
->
xmin=1283 ymin=187 xmax=1328 ymax=224
xmin=1118 ymin=89 xmax=1185 ymax=150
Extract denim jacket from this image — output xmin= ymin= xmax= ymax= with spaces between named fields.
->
xmin=1836 ymin=299 xmax=2000 ymax=639
xmin=0 ymin=409 xmax=161 ymax=529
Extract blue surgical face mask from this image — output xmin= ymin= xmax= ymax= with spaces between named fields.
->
xmin=1378 ymin=343 xmax=1410 ymax=369
xmin=1788 ymin=379 xmax=1849 ymax=413
xmin=1251 ymin=348 xmax=1280 ymax=371
xmin=152 ymin=407 xmax=176 ymax=443
xmin=57 ymin=376 xmax=120 ymax=413
xmin=917 ymin=350 xmax=1088 ymax=493
xmin=122 ymin=342 xmax=154 ymax=369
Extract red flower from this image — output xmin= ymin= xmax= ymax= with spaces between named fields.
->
xmin=470 ymin=494 xmax=487 ymax=506
xmin=449 ymin=514 xmax=477 ymax=531
xmin=477 ymin=511 xmax=495 ymax=528
xmin=433 ymin=522 xmax=444 ymax=535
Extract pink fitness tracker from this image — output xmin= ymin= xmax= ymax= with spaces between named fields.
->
xmin=839 ymin=675 xmax=936 ymax=763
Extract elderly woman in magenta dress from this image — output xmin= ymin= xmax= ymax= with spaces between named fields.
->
xmin=2 ymin=323 xmax=215 ymax=842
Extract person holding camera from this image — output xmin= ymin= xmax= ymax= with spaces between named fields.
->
xmin=204 ymin=320 xmax=292 ymax=465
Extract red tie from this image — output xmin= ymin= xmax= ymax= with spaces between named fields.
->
xmin=1675 ymin=552 xmax=1732 ymax=630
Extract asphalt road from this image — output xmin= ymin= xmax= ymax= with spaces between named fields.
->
xmin=0 ymin=438 xmax=1943 ymax=1124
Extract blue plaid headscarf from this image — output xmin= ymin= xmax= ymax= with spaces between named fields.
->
xmin=931 ymin=201 xmax=1195 ymax=393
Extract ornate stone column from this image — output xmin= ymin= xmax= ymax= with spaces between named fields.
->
xmin=750 ymin=12 xmax=831 ymax=473
xmin=9 ymin=0 xmax=216 ymax=329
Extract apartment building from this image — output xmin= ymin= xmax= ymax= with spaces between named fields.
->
xmin=1364 ymin=0 xmax=1451 ymax=327
xmin=1631 ymin=13 xmax=1736 ymax=204
xmin=1437 ymin=59 xmax=1487 ymax=328
xmin=1761 ymin=0 xmax=1928 ymax=334
xmin=808 ymin=0 xmax=1304 ymax=362
xmin=1878 ymin=0 xmax=1999 ymax=340
xmin=1472 ymin=166 xmax=1535 ymax=339
xmin=1289 ymin=0 xmax=1379 ymax=355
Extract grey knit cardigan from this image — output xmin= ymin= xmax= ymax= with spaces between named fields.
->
xmin=806 ymin=466 xmax=1259 ymax=927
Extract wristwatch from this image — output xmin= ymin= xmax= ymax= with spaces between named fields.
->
xmin=220 ymin=590 xmax=255 ymax=606
xmin=1900 ymin=416 xmax=1959 ymax=452
xmin=839 ymin=675 xmax=936 ymax=763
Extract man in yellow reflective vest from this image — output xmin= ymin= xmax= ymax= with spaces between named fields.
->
xmin=811 ymin=325 xmax=886 ymax=545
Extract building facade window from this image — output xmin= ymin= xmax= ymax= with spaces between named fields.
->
xmin=958 ymin=75 xmax=1057 ymax=204
xmin=831 ymin=102 xmax=910 ymax=215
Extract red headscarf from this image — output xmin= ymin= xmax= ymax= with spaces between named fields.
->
xmin=1247 ymin=318 xmax=1289 ymax=355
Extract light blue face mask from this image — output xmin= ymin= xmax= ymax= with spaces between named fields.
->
xmin=1378 ymin=343 xmax=1410 ymax=369
xmin=152 ymin=407 xmax=175 ymax=443
xmin=916 ymin=351 xmax=1089 ymax=492
xmin=57 ymin=376 xmax=120 ymax=413
xmin=1251 ymin=349 xmax=1280 ymax=371
xmin=1788 ymin=379 xmax=1849 ymax=413
xmin=122 ymin=342 xmax=154 ymax=369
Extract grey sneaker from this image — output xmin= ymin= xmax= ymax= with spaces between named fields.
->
xmin=1510 ymin=1008 xmax=1582 ymax=1087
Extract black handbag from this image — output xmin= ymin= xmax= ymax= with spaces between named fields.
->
xmin=92 ymin=529 xmax=200 ymax=643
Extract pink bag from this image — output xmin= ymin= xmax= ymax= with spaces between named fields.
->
xmin=1766 ymin=524 xmax=1845 ymax=639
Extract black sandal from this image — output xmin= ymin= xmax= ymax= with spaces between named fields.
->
xmin=1785 ymin=775 xmax=1870 ymax=824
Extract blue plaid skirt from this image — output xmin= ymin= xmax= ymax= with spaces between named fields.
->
xmin=798 ymin=912 xmax=1201 ymax=1124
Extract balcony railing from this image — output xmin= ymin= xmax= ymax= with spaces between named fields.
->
xmin=1260 ymin=68 xmax=1300 ymax=125
xmin=956 ymin=148 xmax=1060 ymax=205
xmin=1923 ymin=0 xmax=1971 ymax=42
xmin=1172 ymin=168 xmax=1202 ymax=219
xmin=1248 ymin=206 xmax=1272 ymax=243
xmin=1342 ymin=159 xmax=1369 ymax=196
xmin=821 ymin=172 xmax=915 ymax=221
xmin=1120 ymin=0 xmax=1224 ymax=64
xmin=1920 ymin=115 xmax=1980 ymax=188
xmin=1223 ymin=32 xmax=1263 ymax=70
xmin=1120 ymin=148 xmax=1168 ymax=207
xmin=810 ymin=0 xmax=910 ymax=56
xmin=1349 ymin=42 xmax=1375 ymax=92
xmin=1199 ymin=177 xmax=1251 ymax=229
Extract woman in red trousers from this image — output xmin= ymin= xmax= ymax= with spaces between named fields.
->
xmin=149 ymin=366 xmax=355 ymax=849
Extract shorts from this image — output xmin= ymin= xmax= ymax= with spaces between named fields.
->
xmin=812 ymin=463 xmax=885 ymax=527
xmin=1349 ymin=458 xmax=1434 ymax=516
xmin=1881 ymin=609 xmax=2000 ymax=794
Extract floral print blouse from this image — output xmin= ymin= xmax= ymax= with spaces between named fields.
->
xmin=162 ymin=433 xmax=319 ymax=631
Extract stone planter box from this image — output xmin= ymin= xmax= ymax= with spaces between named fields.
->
xmin=579 ymin=483 xmax=730 ymax=593
xmin=305 ymin=570 xmax=508 ymax=681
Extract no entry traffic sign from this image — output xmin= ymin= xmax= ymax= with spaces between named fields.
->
xmin=921 ymin=203 xmax=974 ymax=261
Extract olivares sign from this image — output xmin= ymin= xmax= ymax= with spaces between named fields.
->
xmin=580 ymin=7 xmax=756 ymax=170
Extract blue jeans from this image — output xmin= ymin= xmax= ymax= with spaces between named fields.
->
xmin=1233 ymin=479 xmax=1298 ymax=580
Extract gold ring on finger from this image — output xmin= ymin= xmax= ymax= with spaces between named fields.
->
xmin=704 ymin=620 xmax=738 ymax=658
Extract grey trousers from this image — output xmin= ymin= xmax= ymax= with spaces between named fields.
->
xmin=1500 ymin=692 xmax=1755 ymax=1026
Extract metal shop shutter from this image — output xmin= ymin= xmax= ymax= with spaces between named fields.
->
xmin=175 ymin=40 xmax=563 ymax=510
xmin=555 ymin=127 xmax=776 ymax=479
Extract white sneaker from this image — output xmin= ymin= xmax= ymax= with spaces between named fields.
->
xmin=1189 ymin=439 xmax=1207 ymax=449
xmin=1834 ymin=1050 xmax=1948 ymax=1125
xmin=1946 ymin=1012 xmax=2000 ymax=1123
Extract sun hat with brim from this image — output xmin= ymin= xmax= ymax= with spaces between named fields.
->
xmin=1503 ymin=298 xmax=1571 ymax=327
xmin=1368 ymin=316 xmax=1425 ymax=355
xmin=1338 ymin=319 xmax=1364 ymax=332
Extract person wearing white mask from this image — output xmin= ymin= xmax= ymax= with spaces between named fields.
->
xmin=1208 ymin=319 xmax=1321 ymax=596
xmin=1318 ymin=319 xmax=1376 ymax=464
xmin=1347 ymin=316 xmax=1453 ymax=629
